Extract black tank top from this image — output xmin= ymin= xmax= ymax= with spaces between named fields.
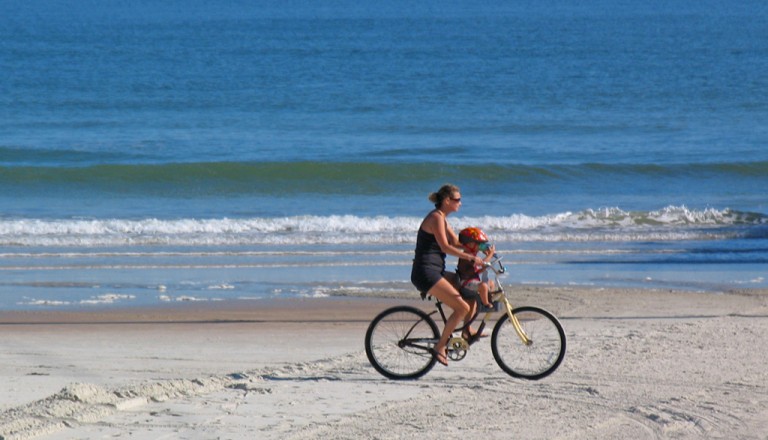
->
xmin=413 ymin=217 xmax=446 ymax=267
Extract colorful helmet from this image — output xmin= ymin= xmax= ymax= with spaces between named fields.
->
xmin=459 ymin=227 xmax=488 ymax=246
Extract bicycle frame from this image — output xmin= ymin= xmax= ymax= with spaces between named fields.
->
xmin=433 ymin=257 xmax=532 ymax=346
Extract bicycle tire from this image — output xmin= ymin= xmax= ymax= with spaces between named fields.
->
xmin=365 ymin=305 xmax=440 ymax=380
xmin=491 ymin=306 xmax=566 ymax=380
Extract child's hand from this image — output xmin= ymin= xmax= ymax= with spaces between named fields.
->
xmin=484 ymin=244 xmax=496 ymax=257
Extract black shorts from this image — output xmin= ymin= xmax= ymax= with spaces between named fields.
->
xmin=410 ymin=262 xmax=444 ymax=294
xmin=411 ymin=262 xmax=475 ymax=300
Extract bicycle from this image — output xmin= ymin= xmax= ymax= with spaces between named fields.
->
xmin=364 ymin=257 xmax=566 ymax=380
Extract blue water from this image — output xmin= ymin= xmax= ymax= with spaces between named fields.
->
xmin=1 ymin=0 xmax=767 ymax=309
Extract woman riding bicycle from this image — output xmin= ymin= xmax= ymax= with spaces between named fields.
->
xmin=410 ymin=184 xmax=485 ymax=366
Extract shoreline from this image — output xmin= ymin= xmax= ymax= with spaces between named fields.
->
xmin=2 ymin=284 xmax=766 ymax=324
xmin=0 ymin=297 xmax=416 ymax=325
xmin=0 ymin=284 xmax=768 ymax=325
xmin=2 ymin=286 xmax=768 ymax=439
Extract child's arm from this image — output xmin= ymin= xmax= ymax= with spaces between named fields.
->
xmin=481 ymin=244 xmax=496 ymax=263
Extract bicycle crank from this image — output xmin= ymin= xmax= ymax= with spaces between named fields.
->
xmin=447 ymin=336 xmax=468 ymax=361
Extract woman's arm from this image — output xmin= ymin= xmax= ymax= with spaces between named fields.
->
xmin=426 ymin=213 xmax=483 ymax=264
xmin=445 ymin=221 xmax=460 ymax=247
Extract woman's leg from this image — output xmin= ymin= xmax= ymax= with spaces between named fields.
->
xmin=465 ymin=297 xmax=477 ymax=324
xmin=427 ymin=277 xmax=470 ymax=363
xmin=446 ymin=271 xmax=476 ymax=327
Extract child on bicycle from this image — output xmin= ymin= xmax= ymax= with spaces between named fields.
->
xmin=457 ymin=227 xmax=496 ymax=311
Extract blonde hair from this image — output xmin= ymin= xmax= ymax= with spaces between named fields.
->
xmin=428 ymin=184 xmax=460 ymax=208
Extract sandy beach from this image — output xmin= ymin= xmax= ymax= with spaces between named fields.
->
xmin=1 ymin=287 xmax=768 ymax=440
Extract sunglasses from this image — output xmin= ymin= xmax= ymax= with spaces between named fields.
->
xmin=478 ymin=242 xmax=491 ymax=251
xmin=450 ymin=197 xmax=461 ymax=202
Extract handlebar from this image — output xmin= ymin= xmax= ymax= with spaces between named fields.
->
xmin=481 ymin=256 xmax=506 ymax=275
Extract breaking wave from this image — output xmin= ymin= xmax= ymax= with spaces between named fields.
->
xmin=1 ymin=206 xmax=765 ymax=247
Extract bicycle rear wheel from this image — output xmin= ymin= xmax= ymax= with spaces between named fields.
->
xmin=365 ymin=305 xmax=440 ymax=380
xmin=491 ymin=306 xmax=566 ymax=380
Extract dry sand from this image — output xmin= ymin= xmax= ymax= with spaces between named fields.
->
xmin=1 ymin=287 xmax=768 ymax=440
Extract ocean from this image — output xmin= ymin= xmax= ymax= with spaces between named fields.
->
xmin=1 ymin=0 xmax=767 ymax=310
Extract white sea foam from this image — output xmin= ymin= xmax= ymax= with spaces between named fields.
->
xmin=79 ymin=293 xmax=136 ymax=305
xmin=0 ymin=206 xmax=763 ymax=247
xmin=18 ymin=299 xmax=71 ymax=306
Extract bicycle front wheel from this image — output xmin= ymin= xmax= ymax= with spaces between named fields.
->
xmin=365 ymin=305 xmax=440 ymax=380
xmin=491 ymin=306 xmax=566 ymax=380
